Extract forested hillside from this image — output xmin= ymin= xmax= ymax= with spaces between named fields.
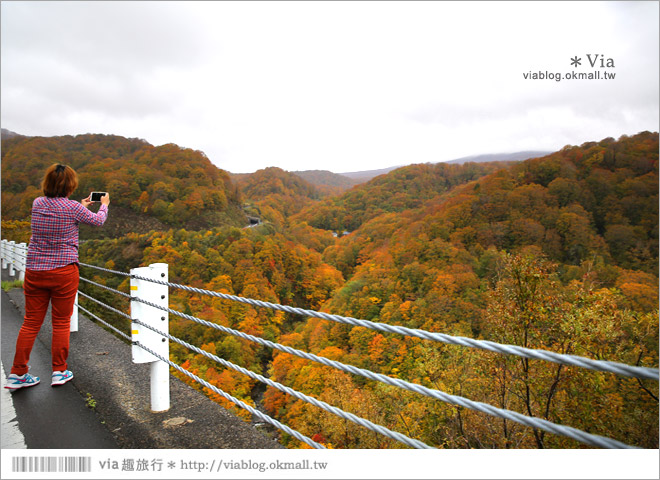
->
xmin=234 ymin=167 xmax=321 ymax=228
xmin=2 ymin=131 xmax=657 ymax=449
xmin=1 ymin=134 xmax=246 ymax=236
xmin=296 ymin=160 xmax=518 ymax=232
xmin=292 ymin=170 xmax=362 ymax=195
xmin=283 ymin=131 xmax=658 ymax=448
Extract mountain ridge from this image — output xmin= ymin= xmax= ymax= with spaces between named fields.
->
xmin=444 ymin=150 xmax=553 ymax=164
xmin=1 ymin=133 xmax=246 ymax=236
xmin=337 ymin=151 xmax=553 ymax=182
xmin=1 ymin=128 xmax=551 ymax=183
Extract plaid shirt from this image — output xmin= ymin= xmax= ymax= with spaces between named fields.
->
xmin=27 ymin=197 xmax=108 ymax=271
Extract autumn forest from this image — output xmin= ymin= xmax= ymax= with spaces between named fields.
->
xmin=1 ymin=130 xmax=658 ymax=449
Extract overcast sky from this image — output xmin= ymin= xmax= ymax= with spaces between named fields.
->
xmin=1 ymin=1 xmax=658 ymax=174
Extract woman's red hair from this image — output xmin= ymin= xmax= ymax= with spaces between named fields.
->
xmin=42 ymin=164 xmax=78 ymax=198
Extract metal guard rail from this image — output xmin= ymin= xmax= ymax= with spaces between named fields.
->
xmin=127 ymin=272 xmax=658 ymax=381
xmin=1 ymin=245 xmax=656 ymax=449
xmin=75 ymin=261 xmax=659 ymax=450
xmin=77 ymin=281 xmax=432 ymax=449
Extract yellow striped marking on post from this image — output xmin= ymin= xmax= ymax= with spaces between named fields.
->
xmin=131 ymin=285 xmax=138 ymax=291
xmin=132 ymin=330 xmax=139 ymax=335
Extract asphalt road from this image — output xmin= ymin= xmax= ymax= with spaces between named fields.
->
xmin=1 ymin=267 xmax=282 ymax=450
xmin=1 ymin=285 xmax=119 ymax=448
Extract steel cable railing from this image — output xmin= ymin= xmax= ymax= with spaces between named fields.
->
xmin=77 ymin=303 xmax=132 ymax=341
xmin=78 ymin=290 xmax=132 ymax=322
xmin=129 ymin=292 xmax=634 ymax=449
xmin=78 ymin=273 xmax=434 ymax=448
xmin=133 ymin=318 xmax=434 ymax=449
xmin=76 ymin=279 xmax=326 ymax=449
xmin=2 ymin=252 xmax=654 ymax=449
xmin=80 ymin=276 xmax=131 ymax=299
xmin=133 ymin=339 xmax=326 ymax=449
xmin=77 ymin=266 xmax=640 ymax=448
xmin=79 ymin=261 xmax=131 ymax=277
xmin=127 ymin=272 xmax=659 ymax=381
xmin=81 ymin=260 xmax=658 ymax=381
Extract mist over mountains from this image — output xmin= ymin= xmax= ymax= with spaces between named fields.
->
xmin=337 ymin=151 xmax=553 ymax=181
xmin=1 ymin=128 xmax=23 ymax=139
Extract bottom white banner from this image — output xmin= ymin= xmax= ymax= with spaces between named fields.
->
xmin=1 ymin=448 xmax=658 ymax=480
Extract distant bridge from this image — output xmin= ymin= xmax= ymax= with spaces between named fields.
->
xmin=2 ymin=239 xmax=658 ymax=449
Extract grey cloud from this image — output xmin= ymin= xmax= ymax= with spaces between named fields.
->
xmin=1 ymin=2 xmax=213 ymax=132
xmin=2 ymin=2 xmax=210 ymax=72
xmin=1 ymin=1 xmax=657 ymax=173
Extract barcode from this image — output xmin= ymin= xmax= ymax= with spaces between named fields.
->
xmin=12 ymin=456 xmax=91 ymax=473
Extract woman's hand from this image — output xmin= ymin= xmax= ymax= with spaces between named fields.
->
xmin=100 ymin=193 xmax=110 ymax=206
xmin=81 ymin=195 xmax=92 ymax=208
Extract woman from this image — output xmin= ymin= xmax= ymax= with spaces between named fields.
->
xmin=5 ymin=164 xmax=110 ymax=389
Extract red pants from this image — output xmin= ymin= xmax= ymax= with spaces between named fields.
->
xmin=11 ymin=264 xmax=79 ymax=375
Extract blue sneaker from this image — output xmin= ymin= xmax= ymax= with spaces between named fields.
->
xmin=5 ymin=373 xmax=40 ymax=390
xmin=51 ymin=370 xmax=74 ymax=386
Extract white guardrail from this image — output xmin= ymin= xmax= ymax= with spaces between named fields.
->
xmin=1 ymin=239 xmax=80 ymax=331
xmin=1 ymin=240 xmax=27 ymax=281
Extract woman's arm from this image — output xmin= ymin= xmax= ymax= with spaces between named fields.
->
xmin=73 ymin=196 xmax=109 ymax=226
xmin=81 ymin=194 xmax=93 ymax=208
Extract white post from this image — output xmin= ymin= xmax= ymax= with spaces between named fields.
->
xmin=16 ymin=242 xmax=26 ymax=281
xmin=1 ymin=240 xmax=7 ymax=269
xmin=70 ymin=291 xmax=79 ymax=332
xmin=130 ymin=263 xmax=170 ymax=412
xmin=8 ymin=241 xmax=16 ymax=277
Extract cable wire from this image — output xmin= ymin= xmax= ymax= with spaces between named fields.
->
xmin=77 ymin=304 xmax=132 ymax=342
xmin=132 ymin=340 xmax=325 ymax=449
xmin=79 ymin=261 xmax=131 ymax=276
xmin=78 ymin=290 xmax=132 ymax=321
xmin=133 ymin=318 xmax=433 ymax=449
xmin=130 ymin=274 xmax=659 ymax=381
xmin=76 ymin=260 xmax=660 ymax=381
xmin=80 ymin=276 xmax=131 ymax=299
xmin=131 ymin=294 xmax=635 ymax=449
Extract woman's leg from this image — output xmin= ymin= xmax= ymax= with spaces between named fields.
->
xmin=10 ymin=270 xmax=51 ymax=376
xmin=49 ymin=264 xmax=79 ymax=373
